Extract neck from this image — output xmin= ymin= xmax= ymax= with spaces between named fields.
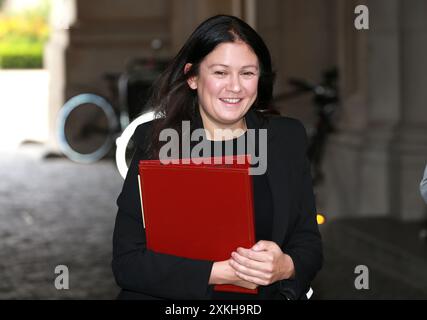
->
xmin=199 ymin=107 xmax=247 ymax=141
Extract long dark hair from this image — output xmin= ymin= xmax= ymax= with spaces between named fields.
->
xmin=145 ymin=14 xmax=276 ymax=158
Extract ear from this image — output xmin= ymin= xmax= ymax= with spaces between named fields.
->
xmin=184 ymin=63 xmax=197 ymax=90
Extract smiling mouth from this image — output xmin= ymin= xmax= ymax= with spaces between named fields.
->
xmin=219 ymin=98 xmax=243 ymax=104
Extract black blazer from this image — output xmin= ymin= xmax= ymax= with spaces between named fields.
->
xmin=112 ymin=109 xmax=323 ymax=300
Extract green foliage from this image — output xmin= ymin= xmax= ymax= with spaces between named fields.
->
xmin=0 ymin=1 xmax=50 ymax=69
xmin=0 ymin=40 xmax=43 ymax=68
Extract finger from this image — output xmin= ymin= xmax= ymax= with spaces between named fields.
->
xmin=235 ymin=270 xmax=269 ymax=286
xmin=235 ymin=247 xmax=271 ymax=263
xmin=231 ymin=251 xmax=269 ymax=273
xmin=229 ymin=259 xmax=266 ymax=278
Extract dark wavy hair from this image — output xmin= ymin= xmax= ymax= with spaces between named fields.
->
xmin=145 ymin=14 xmax=276 ymax=158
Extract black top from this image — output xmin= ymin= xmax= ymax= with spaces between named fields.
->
xmin=208 ymin=131 xmax=273 ymax=243
xmin=208 ymin=131 xmax=275 ymax=299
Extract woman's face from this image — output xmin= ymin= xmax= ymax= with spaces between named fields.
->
xmin=186 ymin=41 xmax=259 ymax=133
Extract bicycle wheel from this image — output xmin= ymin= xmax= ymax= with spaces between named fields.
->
xmin=57 ymin=93 xmax=119 ymax=163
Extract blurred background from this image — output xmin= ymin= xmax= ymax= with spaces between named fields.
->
xmin=1 ymin=0 xmax=427 ymax=299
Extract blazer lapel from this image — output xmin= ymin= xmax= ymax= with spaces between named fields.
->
xmin=266 ymin=134 xmax=291 ymax=246
xmin=245 ymin=111 xmax=291 ymax=246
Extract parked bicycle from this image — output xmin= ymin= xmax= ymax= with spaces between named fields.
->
xmin=274 ymin=68 xmax=339 ymax=186
xmin=56 ymin=57 xmax=168 ymax=164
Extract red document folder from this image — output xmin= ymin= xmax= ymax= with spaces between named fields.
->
xmin=138 ymin=155 xmax=257 ymax=294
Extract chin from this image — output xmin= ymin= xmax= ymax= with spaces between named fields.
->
xmin=215 ymin=109 xmax=247 ymax=122
xmin=216 ymin=113 xmax=244 ymax=124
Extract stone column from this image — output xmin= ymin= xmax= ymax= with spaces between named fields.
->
xmin=45 ymin=0 xmax=76 ymax=149
xmin=317 ymin=0 xmax=368 ymax=219
xmin=321 ymin=0 xmax=427 ymax=221
xmin=357 ymin=0 xmax=402 ymax=217
xmin=389 ymin=0 xmax=427 ymax=220
xmin=321 ymin=0 xmax=401 ymax=219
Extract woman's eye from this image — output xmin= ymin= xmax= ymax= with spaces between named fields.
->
xmin=214 ymin=71 xmax=226 ymax=76
xmin=242 ymin=72 xmax=255 ymax=77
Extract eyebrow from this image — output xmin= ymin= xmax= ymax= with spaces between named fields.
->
xmin=208 ymin=64 xmax=259 ymax=69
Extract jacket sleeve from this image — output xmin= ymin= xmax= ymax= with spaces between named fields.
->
xmin=279 ymin=120 xmax=323 ymax=300
xmin=420 ymin=164 xmax=427 ymax=204
xmin=112 ymin=124 xmax=214 ymax=299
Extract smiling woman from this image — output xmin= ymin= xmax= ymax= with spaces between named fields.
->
xmin=112 ymin=14 xmax=322 ymax=300
xmin=185 ymin=41 xmax=259 ymax=140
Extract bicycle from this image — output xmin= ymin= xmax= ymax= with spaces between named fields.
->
xmin=56 ymin=57 xmax=168 ymax=165
xmin=274 ymin=68 xmax=339 ymax=186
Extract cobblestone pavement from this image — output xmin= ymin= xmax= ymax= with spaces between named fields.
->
xmin=0 ymin=145 xmax=122 ymax=299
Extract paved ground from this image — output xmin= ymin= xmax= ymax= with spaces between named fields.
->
xmin=0 ymin=144 xmax=121 ymax=299
xmin=313 ymin=219 xmax=427 ymax=299
xmin=1 ymin=143 xmax=427 ymax=299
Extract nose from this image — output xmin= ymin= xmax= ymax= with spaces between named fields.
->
xmin=226 ymin=73 xmax=242 ymax=93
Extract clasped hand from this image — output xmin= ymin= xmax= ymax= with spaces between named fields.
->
xmin=229 ymin=240 xmax=295 ymax=287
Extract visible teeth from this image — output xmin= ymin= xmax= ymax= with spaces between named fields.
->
xmin=221 ymin=98 xmax=241 ymax=103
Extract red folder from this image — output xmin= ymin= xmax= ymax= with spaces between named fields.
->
xmin=138 ymin=155 xmax=257 ymax=294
